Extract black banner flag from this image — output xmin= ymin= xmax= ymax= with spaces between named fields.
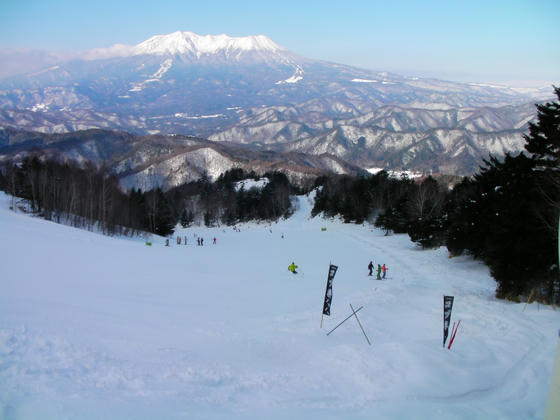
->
xmin=443 ymin=295 xmax=454 ymax=347
xmin=322 ymin=264 xmax=338 ymax=316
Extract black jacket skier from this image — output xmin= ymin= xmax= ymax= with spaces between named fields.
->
xmin=368 ymin=261 xmax=373 ymax=276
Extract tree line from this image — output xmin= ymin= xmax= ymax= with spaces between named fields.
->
xmin=312 ymin=87 xmax=560 ymax=303
xmin=0 ymin=158 xmax=147 ymax=236
xmin=0 ymin=159 xmax=298 ymax=238
xmin=166 ymin=168 xmax=297 ymax=228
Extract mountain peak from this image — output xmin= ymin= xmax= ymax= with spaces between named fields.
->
xmin=133 ymin=31 xmax=285 ymax=56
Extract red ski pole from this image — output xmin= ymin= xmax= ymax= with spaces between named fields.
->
xmin=448 ymin=320 xmax=461 ymax=350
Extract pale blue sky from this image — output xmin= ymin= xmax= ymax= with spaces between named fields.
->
xmin=1 ymin=0 xmax=558 ymax=84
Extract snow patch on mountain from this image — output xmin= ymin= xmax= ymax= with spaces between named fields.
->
xmin=173 ymin=113 xmax=224 ymax=120
xmin=119 ymin=147 xmax=239 ymax=191
xmin=352 ymin=78 xmax=379 ymax=83
xmin=150 ymin=58 xmax=173 ymax=79
xmin=29 ymin=103 xmax=49 ymax=112
xmin=28 ymin=65 xmax=61 ymax=76
xmin=189 ymin=147 xmax=238 ymax=180
xmin=367 ymin=167 xmax=423 ymax=179
xmin=276 ymin=65 xmax=304 ymax=85
xmin=234 ymin=178 xmax=269 ymax=191
xmin=318 ymin=156 xmax=348 ymax=174
xmin=130 ymin=58 xmax=173 ymax=92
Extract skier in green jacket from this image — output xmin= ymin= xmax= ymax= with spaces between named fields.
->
xmin=288 ymin=262 xmax=298 ymax=274
xmin=377 ymin=264 xmax=382 ymax=280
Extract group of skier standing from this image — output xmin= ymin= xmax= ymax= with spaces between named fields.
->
xmin=368 ymin=260 xmax=387 ymax=279
xmin=166 ymin=235 xmax=217 ymax=246
xmin=287 ymin=260 xmax=387 ymax=279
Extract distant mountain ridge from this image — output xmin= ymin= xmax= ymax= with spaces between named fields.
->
xmin=0 ymin=128 xmax=365 ymax=190
xmin=0 ymin=31 xmax=554 ymax=177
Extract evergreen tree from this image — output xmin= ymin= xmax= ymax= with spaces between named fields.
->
xmin=155 ymin=189 xmax=175 ymax=236
xmin=523 ymin=87 xmax=560 ymax=238
xmin=446 ymin=87 xmax=560 ymax=301
xmin=445 ymin=177 xmax=478 ymax=256
xmin=407 ymin=216 xmax=446 ymax=249
xmin=524 ymin=86 xmax=560 ymax=168
xmin=180 ymin=208 xmax=193 ymax=228
xmin=475 ymin=154 xmax=546 ymax=298
xmin=375 ymin=196 xmax=410 ymax=233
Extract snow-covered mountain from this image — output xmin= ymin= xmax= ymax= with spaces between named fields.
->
xmin=208 ymin=102 xmax=536 ymax=174
xmin=81 ymin=31 xmax=291 ymax=64
xmin=0 ymin=31 xmax=554 ymax=176
xmin=134 ymin=31 xmax=284 ymax=57
xmin=0 ymin=128 xmax=365 ymax=190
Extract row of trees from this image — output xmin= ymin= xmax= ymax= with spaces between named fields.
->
xmin=166 ymin=169 xmax=297 ymax=227
xmin=312 ymin=170 xmax=450 ymax=248
xmin=0 ymin=158 xmax=146 ymax=235
xmin=313 ymin=87 xmax=560 ymax=302
xmin=0 ymin=157 xmax=183 ymax=236
xmin=0 ymin=159 xmax=298 ymax=238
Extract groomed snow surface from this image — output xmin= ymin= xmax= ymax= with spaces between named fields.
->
xmin=0 ymin=191 xmax=558 ymax=419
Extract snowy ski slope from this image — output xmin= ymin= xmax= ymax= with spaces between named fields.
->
xmin=0 ymin=192 xmax=558 ymax=419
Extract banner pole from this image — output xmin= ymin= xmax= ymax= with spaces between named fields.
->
xmin=523 ymin=289 xmax=535 ymax=312
xmin=350 ymin=303 xmax=371 ymax=345
xmin=326 ymin=306 xmax=363 ymax=336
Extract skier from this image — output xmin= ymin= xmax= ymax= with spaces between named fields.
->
xmin=213 ymin=237 xmax=216 ymax=244
xmin=288 ymin=262 xmax=298 ymax=274
xmin=377 ymin=264 xmax=382 ymax=280
xmin=165 ymin=239 xmax=169 ymax=247
xmin=201 ymin=238 xmax=204 ymax=246
xmin=382 ymin=264 xmax=387 ymax=279
xmin=197 ymin=237 xmax=200 ymax=246
xmin=368 ymin=261 xmax=374 ymax=276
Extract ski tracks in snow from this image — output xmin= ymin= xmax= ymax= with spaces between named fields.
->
xmin=0 ymin=325 xmax=343 ymax=414
xmin=1 ymin=193 xmax=558 ymax=419
xmin=338 ymin=228 xmax=554 ymax=416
